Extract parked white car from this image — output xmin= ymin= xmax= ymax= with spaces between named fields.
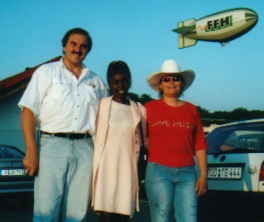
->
xmin=198 ymin=118 xmax=264 ymax=196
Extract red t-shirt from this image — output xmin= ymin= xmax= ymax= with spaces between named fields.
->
xmin=145 ymin=99 xmax=208 ymax=167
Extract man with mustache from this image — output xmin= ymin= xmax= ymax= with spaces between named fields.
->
xmin=18 ymin=28 xmax=108 ymax=221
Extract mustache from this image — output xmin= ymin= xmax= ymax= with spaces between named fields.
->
xmin=72 ymin=51 xmax=83 ymax=56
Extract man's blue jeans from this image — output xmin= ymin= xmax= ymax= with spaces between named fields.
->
xmin=145 ymin=162 xmax=197 ymax=222
xmin=33 ymin=134 xmax=94 ymax=222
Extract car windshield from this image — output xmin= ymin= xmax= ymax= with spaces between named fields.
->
xmin=206 ymin=121 xmax=264 ymax=154
xmin=0 ymin=146 xmax=24 ymax=159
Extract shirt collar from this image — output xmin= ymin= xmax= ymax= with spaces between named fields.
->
xmin=59 ymin=57 xmax=90 ymax=76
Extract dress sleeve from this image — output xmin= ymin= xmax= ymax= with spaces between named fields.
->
xmin=137 ymin=102 xmax=148 ymax=147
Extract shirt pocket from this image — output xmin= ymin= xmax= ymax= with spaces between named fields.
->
xmin=48 ymin=82 xmax=72 ymax=102
xmin=82 ymin=84 xmax=99 ymax=106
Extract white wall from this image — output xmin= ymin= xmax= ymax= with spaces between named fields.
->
xmin=0 ymin=88 xmax=26 ymax=152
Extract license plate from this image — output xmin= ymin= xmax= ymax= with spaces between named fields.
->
xmin=208 ymin=167 xmax=242 ymax=180
xmin=0 ymin=169 xmax=26 ymax=176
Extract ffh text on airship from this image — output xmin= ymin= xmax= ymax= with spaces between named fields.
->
xmin=173 ymin=8 xmax=258 ymax=49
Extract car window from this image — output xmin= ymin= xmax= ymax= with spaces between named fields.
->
xmin=237 ymin=135 xmax=260 ymax=150
xmin=220 ymin=131 xmax=264 ymax=151
xmin=206 ymin=122 xmax=264 ymax=154
xmin=0 ymin=146 xmax=24 ymax=158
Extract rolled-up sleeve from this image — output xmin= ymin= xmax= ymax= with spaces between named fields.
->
xmin=18 ymin=65 xmax=51 ymax=116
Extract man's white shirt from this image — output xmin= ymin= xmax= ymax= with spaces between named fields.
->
xmin=18 ymin=58 xmax=108 ymax=135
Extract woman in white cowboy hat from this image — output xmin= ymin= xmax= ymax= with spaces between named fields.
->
xmin=144 ymin=59 xmax=208 ymax=222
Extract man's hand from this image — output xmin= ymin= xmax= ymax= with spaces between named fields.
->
xmin=23 ymin=148 xmax=39 ymax=176
xmin=21 ymin=107 xmax=39 ymax=176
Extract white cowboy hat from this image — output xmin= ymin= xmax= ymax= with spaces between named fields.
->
xmin=147 ymin=60 xmax=195 ymax=92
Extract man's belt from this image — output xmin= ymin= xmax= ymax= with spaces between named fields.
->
xmin=41 ymin=131 xmax=91 ymax=139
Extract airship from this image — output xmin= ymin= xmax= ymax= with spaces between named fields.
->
xmin=173 ymin=8 xmax=258 ymax=49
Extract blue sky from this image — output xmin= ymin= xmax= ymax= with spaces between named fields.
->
xmin=0 ymin=0 xmax=263 ymax=112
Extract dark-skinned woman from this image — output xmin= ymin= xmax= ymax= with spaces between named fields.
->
xmin=92 ymin=61 xmax=147 ymax=222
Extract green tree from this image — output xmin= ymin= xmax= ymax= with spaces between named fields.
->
xmin=139 ymin=94 xmax=153 ymax=104
xmin=197 ymin=106 xmax=211 ymax=118
xmin=128 ymin=92 xmax=140 ymax=102
xmin=229 ymin=108 xmax=250 ymax=121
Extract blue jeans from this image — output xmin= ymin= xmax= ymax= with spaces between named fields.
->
xmin=33 ymin=135 xmax=94 ymax=222
xmin=145 ymin=162 xmax=197 ymax=222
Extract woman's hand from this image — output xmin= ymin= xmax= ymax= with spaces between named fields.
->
xmin=195 ymin=149 xmax=208 ymax=197
xmin=196 ymin=175 xmax=207 ymax=197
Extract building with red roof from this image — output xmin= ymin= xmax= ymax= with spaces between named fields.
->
xmin=0 ymin=56 xmax=61 ymax=152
